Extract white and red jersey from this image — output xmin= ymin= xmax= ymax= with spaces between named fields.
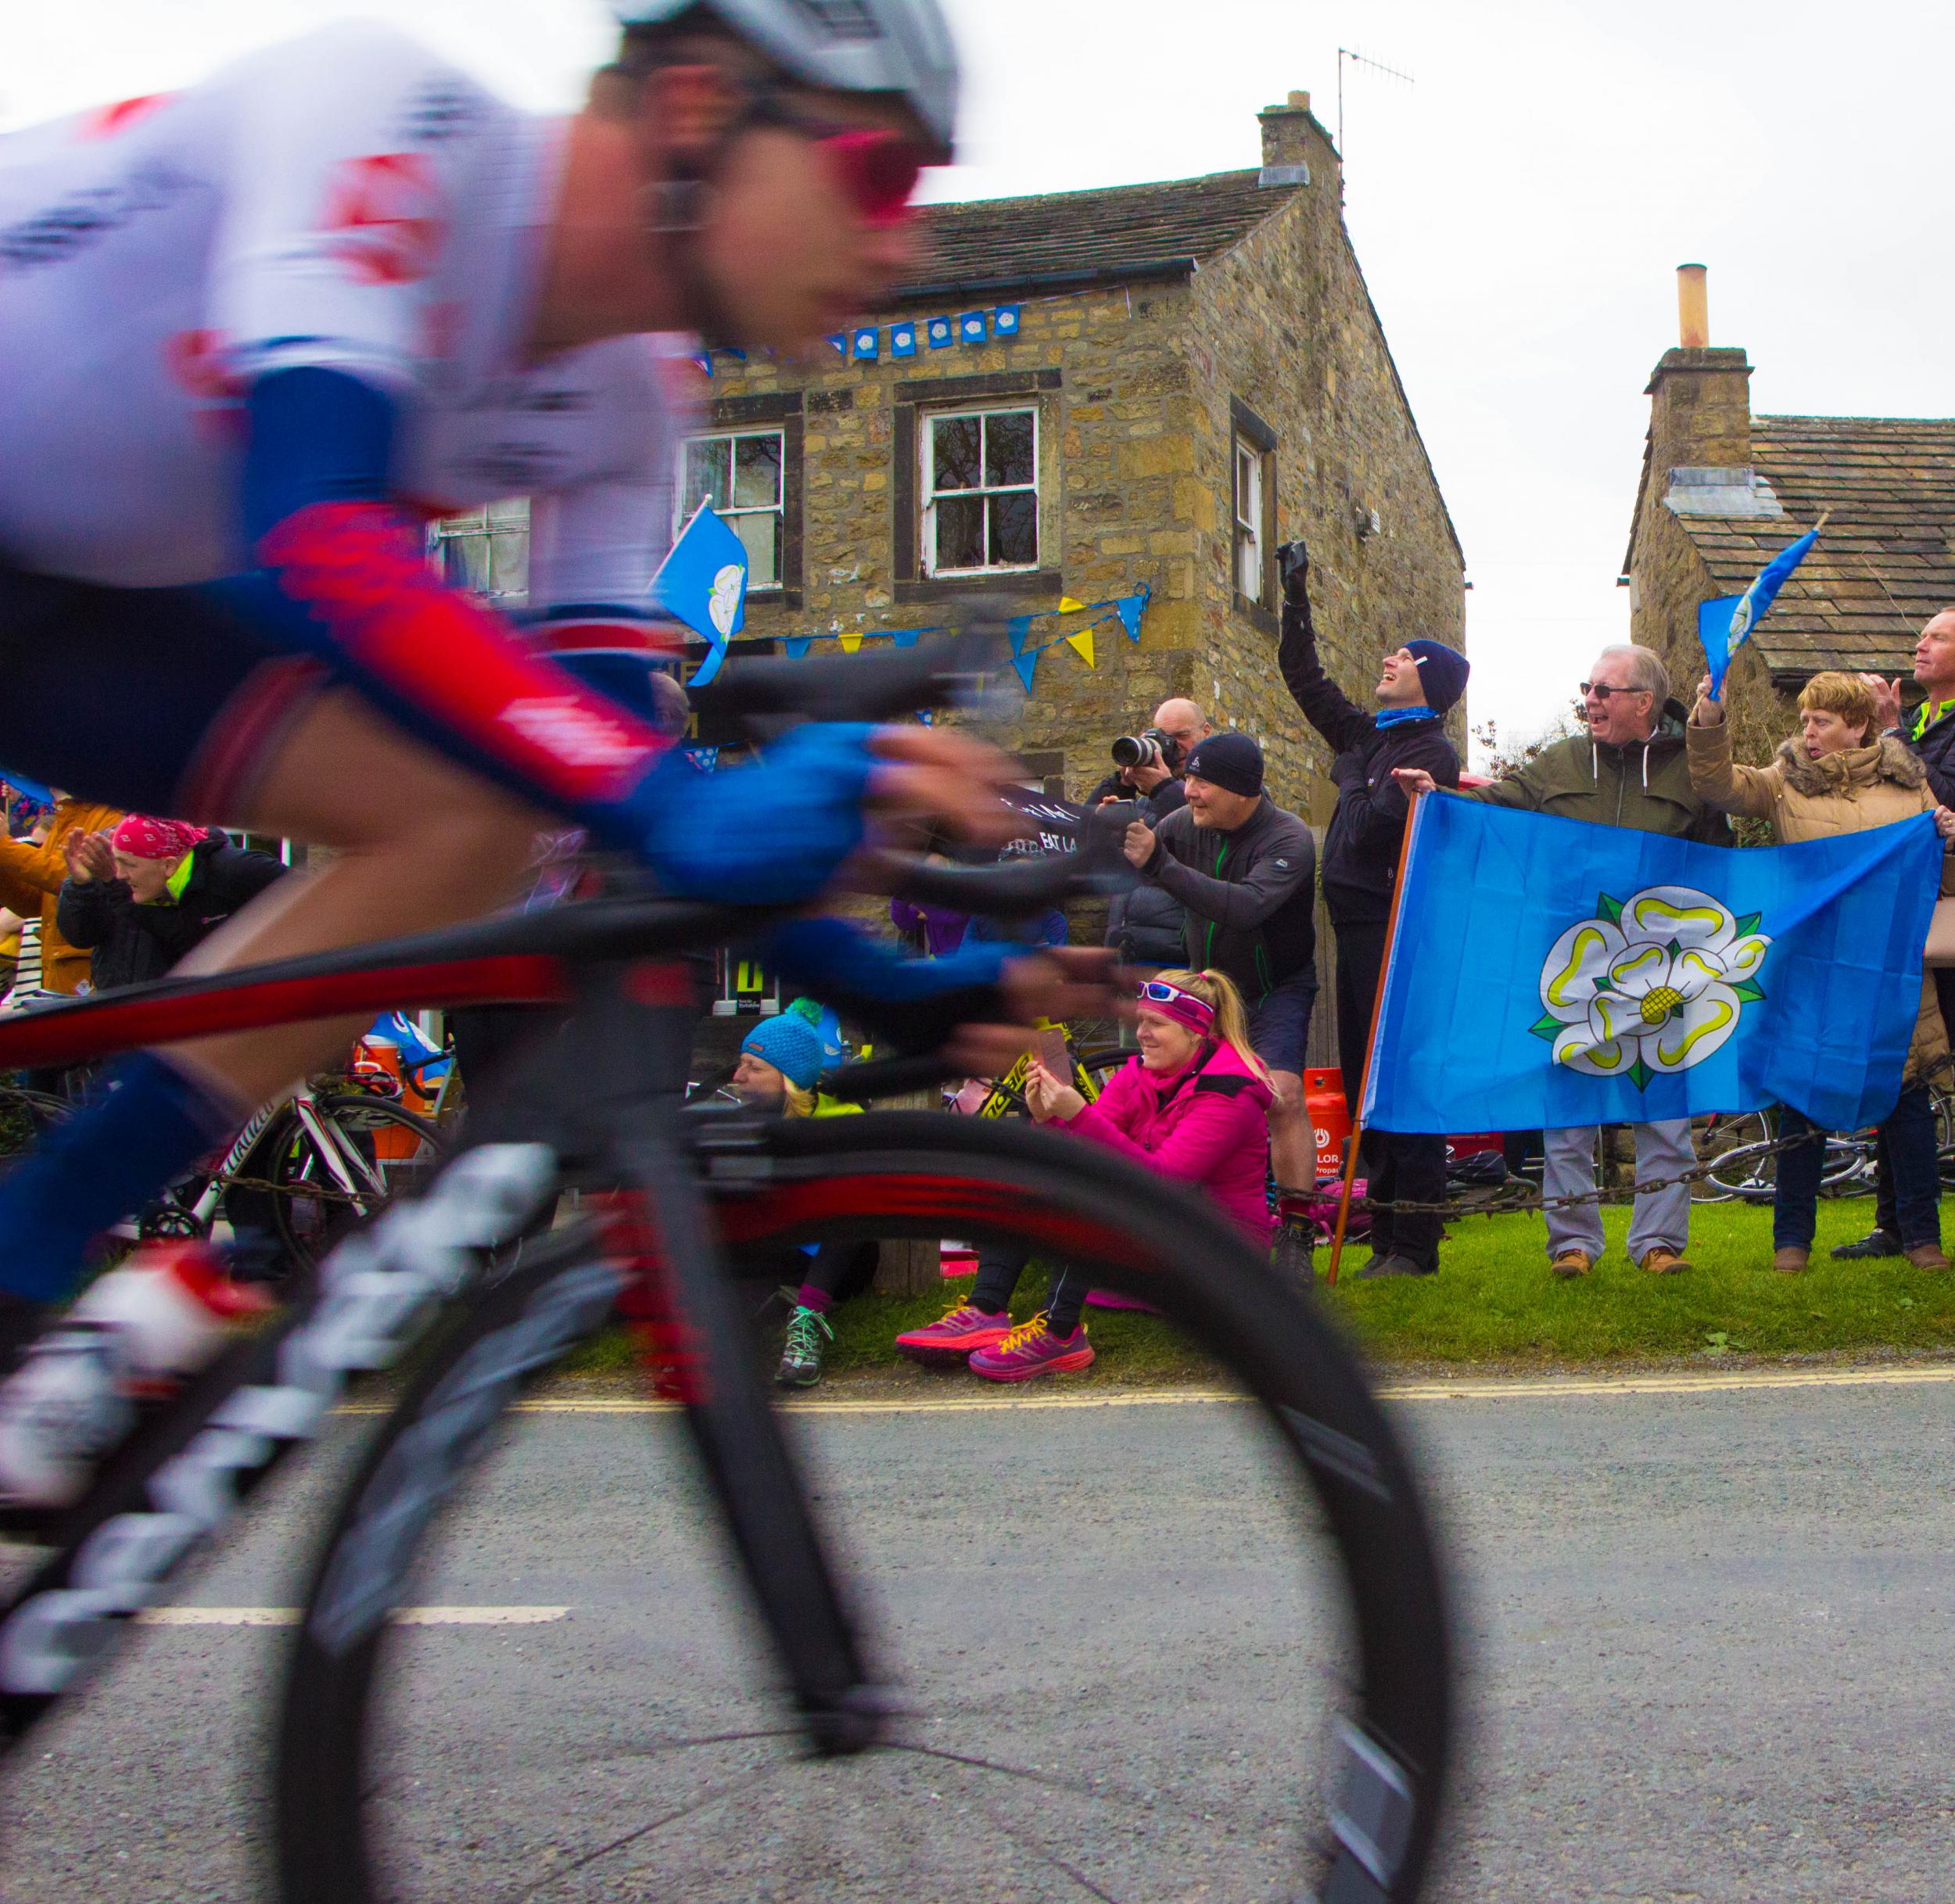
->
xmin=0 ymin=21 xmax=692 ymax=610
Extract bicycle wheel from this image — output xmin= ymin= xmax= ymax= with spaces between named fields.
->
xmin=274 ymin=1113 xmax=1452 ymax=1904
xmin=1691 ymin=1110 xmax=1778 ymax=1203
xmin=229 ymin=1094 xmax=445 ymax=1267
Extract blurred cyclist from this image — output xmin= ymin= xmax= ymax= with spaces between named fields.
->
xmin=0 ymin=3 xmax=1107 ymax=1463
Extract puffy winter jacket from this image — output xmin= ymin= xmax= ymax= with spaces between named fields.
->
xmin=1100 ymin=780 xmax=1191 ymax=967
xmin=1060 ymin=1038 xmax=1274 ymax=1242
xmin=0 ymin=798 xmax=124 ymax=994
xmin=56 ymin=835 xmax=286 ymax=993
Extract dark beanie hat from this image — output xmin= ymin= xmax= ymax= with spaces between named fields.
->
xmin=1184 ymin=730 xmax=1264 ymax=798
xmin=1404 ymin=640 xmax=1470 ymax=716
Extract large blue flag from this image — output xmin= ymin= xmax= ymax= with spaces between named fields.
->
xmin=1698 ymin=525 xmax=1820 ymax=699
xmin=654 ymin=501 xmax=749 ymax=688
xmin=1362 ymin=794 xmax=1942 ymax=1135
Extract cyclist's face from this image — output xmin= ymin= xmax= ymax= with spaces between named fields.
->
xmin=691 ymin=95 xmax=928 ymax=351
xmin=1135 ymin=1009 xmax=1200 ymax=1074
xmin=731 ymin=1051 xmax=787 ymax=1106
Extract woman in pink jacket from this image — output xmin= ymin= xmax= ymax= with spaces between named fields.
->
xmin=909 ymin=968 xmax=1274 ymax=1383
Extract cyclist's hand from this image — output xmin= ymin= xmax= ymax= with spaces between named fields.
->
xmin=865 ymin=726 xmax=1032 ymax=852
xmin=944 ymin=946 xmax=1121 ymax=1075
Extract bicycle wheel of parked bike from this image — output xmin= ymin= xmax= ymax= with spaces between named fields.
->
xmin=224 ymin=1093 xmax=445 ymax=1268
xmin=274 ymin=1113 xmax=1453 ymax=1904
xmin=1692 ymin=1110 xmax=1778 ymax=1203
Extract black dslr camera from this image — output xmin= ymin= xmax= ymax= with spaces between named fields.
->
xmin=1110 ymin=728 xmax=1183 ymax=775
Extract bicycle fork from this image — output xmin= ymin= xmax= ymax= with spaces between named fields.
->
xmin=608 ymin=1103 xmax=884 ymax=1755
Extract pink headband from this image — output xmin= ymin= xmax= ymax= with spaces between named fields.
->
xmin=112 ymin=815 xmax=206 ymax=862
xmin=1135 ymin=979 xmax=1216 ymax=1035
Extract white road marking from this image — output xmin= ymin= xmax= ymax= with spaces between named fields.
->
xmin=138 ymin=1605 xmax=569 ymax=1627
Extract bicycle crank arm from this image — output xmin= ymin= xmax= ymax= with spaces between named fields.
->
xmin=608 ymin=1105 xmax=884 ymax=1755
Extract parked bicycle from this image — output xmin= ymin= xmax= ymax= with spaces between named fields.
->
xmin=0 ymin=631 xmax=1455 ymax=1904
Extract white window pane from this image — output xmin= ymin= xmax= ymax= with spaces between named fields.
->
xmin=490 ymin=527 xmax=529 ymax=599
xmin=931 ymin=415 xmax=981 ymax=492
xmin=985 ymin=411 xmax=1035 ymax=487
xmin=733 ymin=432 xmax=782 ymax=508
xmin=732 ymin=510 xmax=780 ymax=589
xmin=442 ymin=533 xmax=490 ymax=594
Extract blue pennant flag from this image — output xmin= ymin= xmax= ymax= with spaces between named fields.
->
xmin=918 ymin=709 xmax=934 ymax=726
xmin=890 ymin=321 xmax=917 ymax=357
xmin=825 ymin=333 xmax=846 ymax=356
xmin=655 ymin=500 xmax=748 ymax=689
xmin=994 ymin=304 xmax=1022 ymax=337
xmin=1699 ymin=525 xmax=1820 ymax=699
xmin=1010 ymin=647 xmax=1041 ymax=692
xmin=959 ymin=310 xmax=988 ymax=343
xmin=683 ymin=746 xmax=720 ymax=773
xmin=1006 ymin=615 xmax=1035 ymax=656
xmin=927 ymin=316 xmax=955 ymax=350
xmin=690 ymin=353 xmax=713 ymax=378
xmin=1362 ymin=795 xmax=1943 ymax=1136
xmin=784 ymin=635 xmax=814 ymax=658
xmin=852 ymin=325 xmax=880 ymax=360
xmin=1116 ymin=586 xmax=1149 ymax=642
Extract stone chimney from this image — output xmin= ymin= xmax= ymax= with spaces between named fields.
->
xmin=1257 ymin=91 xmax=1322 ymax=188
xmin=1644 ymin=264 xmax=1777 ymax=519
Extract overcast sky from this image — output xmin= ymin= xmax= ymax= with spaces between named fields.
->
xmin=9 ymin=1 xmax=1954 ymax=761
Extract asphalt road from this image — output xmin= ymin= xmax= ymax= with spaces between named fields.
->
xmin=7 ymin=1370 xmax=1955 ymax=1902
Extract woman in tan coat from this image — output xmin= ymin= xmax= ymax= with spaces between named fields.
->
xmin=1689 ymin=671 xmax=1955 ymax=1271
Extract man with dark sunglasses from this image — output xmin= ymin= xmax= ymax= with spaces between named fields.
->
xmin=0 ymin=1 xmax=1120 ymax=1443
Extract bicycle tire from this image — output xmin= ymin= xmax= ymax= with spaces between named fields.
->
xmin=1692 ymin=1110 xmax=1777 ymax=1203
xmin=261 ymin=1094 xmax=445 ymax=1267
xmin=273 ymin=1112 xmax=1453 ymax=1904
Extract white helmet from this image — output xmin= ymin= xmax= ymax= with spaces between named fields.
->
xmin=612 ymin=0 xmax=960 ymax=161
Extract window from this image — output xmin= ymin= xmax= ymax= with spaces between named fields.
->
xmin=921 ymin=407 xmax=1038 ymax=576
xmin=1234 ymin=439 xmax=1266 ymax=605
xmin=429 ymin=498 xmax=529 ymax=603
xmin=679 ymin=429 xmax=785 ymax=589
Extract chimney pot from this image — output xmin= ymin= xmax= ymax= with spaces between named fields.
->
xmin=1677 ymin=263 xmax=1709 ymax=349
xmin=1288 ymin=90 xmax=1310 ymax=110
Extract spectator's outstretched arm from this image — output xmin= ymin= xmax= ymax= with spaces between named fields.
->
xmin=1684 ymin=715 xmax=1777 ymax=821
xmin=1277 ymin=584 xmax=1372 ymax=755
xmin=1146 ymin=822 xmax=1315 ymax=930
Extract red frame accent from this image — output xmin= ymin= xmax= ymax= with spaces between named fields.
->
xmin=0 ymin=956 xmax=572 ymax=1070
xmin=712 ymin=1174 xmax=1164 ymax=1272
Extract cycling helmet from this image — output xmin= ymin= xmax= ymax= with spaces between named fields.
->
xmin=612 ymin=0 xmax=960 ymax=161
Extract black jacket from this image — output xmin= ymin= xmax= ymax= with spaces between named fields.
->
xmin=56 ymin=836 xmax=286 ymax=993
xmin=1085 ymin=769 xmax=1187 ymax=818
xmin=1145 ymin=796 xmax=1318 ymax=1001
xmin=1099 ymin=780 xmax=1191 ymax=966
xmin=1905 ymin=705 xmax=1955 ymax=808
xmin=1279 ymin=592 xmax=1460 ymax=927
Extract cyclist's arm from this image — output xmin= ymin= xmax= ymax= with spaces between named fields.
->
xmin=230 ymin=368 xmax=879 ymax=903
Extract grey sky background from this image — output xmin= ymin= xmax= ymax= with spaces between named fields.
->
xmin=9 ymin=2 xmax=1953 ymax=760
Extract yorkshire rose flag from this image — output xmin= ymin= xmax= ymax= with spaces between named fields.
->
xmin=1361 ymin=795 xmax=1942 ymax=1135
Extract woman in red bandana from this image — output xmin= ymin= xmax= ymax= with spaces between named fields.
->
xmin=56 ymin=816 xmax=286 ymax=995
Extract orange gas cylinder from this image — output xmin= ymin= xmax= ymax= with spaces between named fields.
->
xmin=1303 ymin=1067 xmax=1350 ymax=1180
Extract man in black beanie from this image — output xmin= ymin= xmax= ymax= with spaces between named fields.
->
xmin=1275 ymin=538 xmax=1465 ymax=1277
xmin=1121 ymin=726 xmax=1320 ymax=1195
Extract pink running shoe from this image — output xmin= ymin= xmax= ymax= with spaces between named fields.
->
xmin=895 ymin=1302 xmax=1014 ymax=1365
xmin=967 ymin=1314 xmax=1094 ymax=1383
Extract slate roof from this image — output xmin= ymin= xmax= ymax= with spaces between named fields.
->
xmin=1655 ymin=415 xmax=1955 ymax=679
xmin=898 ymin=169 xmax=1298 ymax=299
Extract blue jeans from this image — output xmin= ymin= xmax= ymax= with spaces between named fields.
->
xmin=1775 ymin=1086 xmax=1941 ymax=1251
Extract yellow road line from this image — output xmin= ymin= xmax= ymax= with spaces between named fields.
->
xmin=329 ymin=1363 xmax=1955 ymax=1418
xmin=138 ymin=1605 xmax=569 ymax=1627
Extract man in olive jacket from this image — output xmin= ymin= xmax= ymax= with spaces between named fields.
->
xmin=1397 ymin=644 xmax=1727 ymax=1279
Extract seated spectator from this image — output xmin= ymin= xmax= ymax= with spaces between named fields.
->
xmin=1688 ymin=670 xmax=1955 ymax=1271
xmin=56 ymin=816 xmax=285 ymax=995
xmin=899 ymin=970 xmax=1273 ymax=1385
xmin=726 ymin=999 xmax=874 ymax=1388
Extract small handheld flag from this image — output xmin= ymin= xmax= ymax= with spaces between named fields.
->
xmin=1699 ymin=514 xmax=1826 ymax=699
xmin=654 ymin=502 xmax=748 ymax=689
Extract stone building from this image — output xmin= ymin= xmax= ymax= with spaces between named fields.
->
xmin=679 ymin=89 xmax=1464 ymax=829
xmin=1622 ymin=265 xmax=1955 ymax=763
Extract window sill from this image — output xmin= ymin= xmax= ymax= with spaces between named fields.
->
xmin=1234 ymin=594 xmax=1279 ymax=637
xmin=898 ymin=568 xmax=1063 ymax=605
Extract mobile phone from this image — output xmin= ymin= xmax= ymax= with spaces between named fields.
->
xmin=1033 ymin=1026 xmax=1071 ymax=1078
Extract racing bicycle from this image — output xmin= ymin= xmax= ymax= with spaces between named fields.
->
xmin=0 ymin=628 xmax=1455 ymax=1904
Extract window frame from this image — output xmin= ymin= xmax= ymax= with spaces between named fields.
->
xmin=919 ymin=403 xmax=1042 ymax=579
xmin=676 ymin=425 xmax=790 ymax=594
xmin=426 ymin=497 xmax=531 ymax=606
xmin=1229 ymin=397 xmax=1278 ymax=633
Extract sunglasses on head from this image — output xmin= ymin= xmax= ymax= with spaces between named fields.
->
xmin=1136 ymin=978 xmax=1214 ymax=1017
xmin=745 ymin=90 xmax=927 ymax=226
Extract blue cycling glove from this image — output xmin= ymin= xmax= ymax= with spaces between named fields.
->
xmin=638 ymin=723 xmax=880 ymax=905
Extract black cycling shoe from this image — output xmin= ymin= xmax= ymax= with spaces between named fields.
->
xmin=1831 ymin=1229 xmax=1903 ymax=1261
xmin=1355 ymin=1253 xmax=1437 ymax=1279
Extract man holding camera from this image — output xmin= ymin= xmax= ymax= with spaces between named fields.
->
xmin=1121 ymin=731 xmax=1319 ymax=1193
xmin=1092 ymin=701 xmax=1214 ymax=968
xmin=1277 ymin=539 xmax=1467 ymax=1277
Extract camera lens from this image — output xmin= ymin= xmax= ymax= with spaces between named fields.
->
xmin=1110 ymin=736 xmax=1143 ymax=768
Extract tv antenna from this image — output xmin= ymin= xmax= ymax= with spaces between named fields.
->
xmin=1336 ymin=47 xmax=1415 ymax=161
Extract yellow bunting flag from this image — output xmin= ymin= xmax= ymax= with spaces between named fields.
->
xmin=838 ymin=632 xmax=863 ymax=653
xmin=1057 ymin=596 xmax=1087 ymax=614
xmin=1065 ymin=629 xmax=1096 ymax=668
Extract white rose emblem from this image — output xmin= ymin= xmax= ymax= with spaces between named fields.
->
xmin=708 ymin=562 xmax=744 ymax=639
xmin=1534 ymin=884 xmax=1770 ymax=1088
